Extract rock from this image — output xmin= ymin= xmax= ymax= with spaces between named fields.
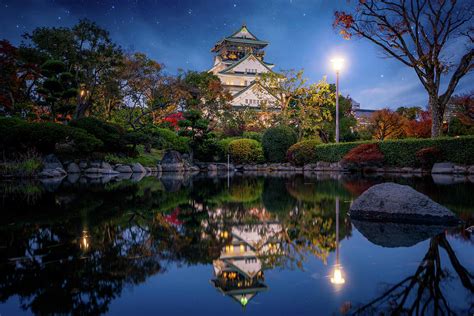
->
xmin=349 ymin=182 xmax=459 ymax=224
xmin=131 ymin=163 xmax=146 ymax=173
xmin=84 ymin=168 xmax=119 ymax=175
xmin=432 ymin=162 xmax=454 ymax=174
xmin=66 ymin=162 xmax=81 ymax=174
xmin=42 ymin=154 xmax=63 ymax=170
xmin=79 ymin=161 xmax=88 ymax=169
xmin=352 ymin=220 xmax=447 ymax=248
xmin=38 ymin=168 xmax=65 ymax=178
xmin=115 ymin=164 xmax=133 ymax=173
xmin=101 ymin=161 xmax=113 ymax=170
xmin=160 ymin=150 xmax=184 ymax=172
xmin=453 ymin=165 xmax=467 ymax=174
xmin=468 ymin=166 xmax=474 ymax=174
xmin=208 ymin=164 xmax=217 ymax=172
xmin=144 ymin=167 xmax=152 ymax=174
xmin=89 ymin=161 xmax=102 ymax=168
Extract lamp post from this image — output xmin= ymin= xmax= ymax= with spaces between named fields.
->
xmin=331 ymin=58 xmax=344 ymax=143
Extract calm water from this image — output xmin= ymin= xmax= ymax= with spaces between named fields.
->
xmin=0 ymin=173 xmax=473 ymax=315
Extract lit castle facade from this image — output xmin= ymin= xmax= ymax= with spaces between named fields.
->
xmin=209 ymin=25 xmax=279 ymax=109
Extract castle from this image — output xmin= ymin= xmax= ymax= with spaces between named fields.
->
xmin=209 ymin=25 xmax=279 ymax=109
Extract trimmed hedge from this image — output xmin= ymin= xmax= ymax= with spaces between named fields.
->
xmin=286 ymin=139 xmax=322 ymax=166
xmin=262 ymin=126 xmax=297 ymax=162
xmin=309 ymin=136 xmax=474 ymax=167
xmin=243 ymin=131 xmax=263 ymax=143
xmin=228 ymin=138 xmax=264 ymax=164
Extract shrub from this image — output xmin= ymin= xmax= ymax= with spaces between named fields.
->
xmin=69 ymin=117 xmax=127 ymax=153
xmin=342 ymin=143 xmax=384 ymax=168
xmin=243 ymin=131 xmax=263 ymax=143
xmin=262 ymin=126 xmax=297 ymax=162
xmin=150 ymin=127 xmax=189 ymax=153
xmin=286 ymin=138 xmax=322 ymax=166
xmin=415 ymin=147 xmax=442 ymax=168
xmin=1 ymin=118 xmax=102 ymax=155
xmin=217 ymin=137 xmax=242 ymax=158
xmin=379 ymin=137 xmax=474 ymax=166
xmin=228 ymin=139 xmax=264 ymax=164
xmin=312 ymin=136 xmax=474 ymax=167
xmin=313 ymin=141 xmax=371 ymax=162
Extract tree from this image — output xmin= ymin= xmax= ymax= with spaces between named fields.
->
xmin=36 ymin=60 xmax=77 ymax=121
xmin=0 ymin=40 xmax=41 ymax=114
xmin=23 ymin=19 xmax=123 ymax=119
xmin=178 ymin=109 xmax=209 ymax=160
xmin=403 ymin=110 xmax=432 ymax=138
xmin=259 ymin=70 xmax=334 ymax=140
xmin=334 ymin=0 xmax=473 ymax=137
xmin=451 ymin=91 xmax=474 ymax=126
xmin=180 ymin=71 xmax=232 ymax=128
xmin=396 ymin=106 xmax=422 ymax=120
xmin=368 ymin=109 xmax=405 ymax=140
xmin=321 ymin=90 xmax=358 ymax=142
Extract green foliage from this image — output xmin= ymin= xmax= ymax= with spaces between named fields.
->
xmin=447 ymin=117 xmax=474 ymax=136
xmin=312 ymin=141 xmax=372 ymax=163
xmin=178 ymin=109 xmax=209 ymax=159
xmin=415 ymin=147 xmax=441 ymax=168
xmin=262 ymin=126 xmax=298 ymax=162
xmin=69 ymin=117 xmax=127 ymax=153
xmin=0 ymin=150 xmax=42 ymax=177
xmin=311 ymin=136 xmax=474 ymax=166
xmin=217 ymin=137 xmax=242 ymax=158
xmin=105 ymin=146 xmax=163 ymax=166
xmin=242 ymin=131 xmax=263 ymax=142
xmin=286 ymin=138 xmax=322 ymax=166
xmin=149 ymin=127 xmax=189 ymax=153
xmin=0 ymin=117 xmax=102 ymax=155
xmin=228 ymin=139 xmax=264 ymax=164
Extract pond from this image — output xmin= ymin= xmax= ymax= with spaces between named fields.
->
xmin=0 ymin=173 xmax=473 ymax=315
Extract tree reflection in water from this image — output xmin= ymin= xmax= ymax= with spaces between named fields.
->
xmin=0 ymin=174 xmax=472 ymax=314
xmin=353 ymin=233 xmax=473 ymax=315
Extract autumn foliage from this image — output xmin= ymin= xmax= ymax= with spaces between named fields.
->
xmin=342 ymin=143 xmax=384 ymax=167
xmin=368 ymin=109 xmax=405 ymax=140
xmin=403 ymin=111 xmax=432 ymax=138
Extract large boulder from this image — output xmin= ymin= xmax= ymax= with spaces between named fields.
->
xmin=42 ymin=154 xmax=63 ymax=170
xmin=432 ymin=162 xmax=454 ymax=174
xmin=160 ymin=150 xmax=184 ymax=172
xmin=131 ymin=163 xmax=146 ymax=173
xmin=349 ymin=182 xmax=459 ymax=224
xmin=352 ymin=220 xmax=447 ymax=247
xmin=66 ymin=162 xmax=81 ymax=174
xmin=115 ymin=164 xmax=133 ymax=173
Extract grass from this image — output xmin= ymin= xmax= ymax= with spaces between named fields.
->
xmin=105 ymin=145 xmax=164 ymax=167
xmin=0 ymin=150 xmax=43 ymax=177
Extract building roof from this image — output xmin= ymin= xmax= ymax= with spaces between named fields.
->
xmin=219 ymin=53 xmax=274 ymax=75
xmin=212 ymin=25 xmax=268 ymax=51
xmin=231 ymin=80 xmax=279 ymax=102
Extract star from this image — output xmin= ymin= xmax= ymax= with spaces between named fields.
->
xmin=233 ymin=3 xmax=237 ymax=7
xmin=188 ymin=9 xmax=192 ymax=15
xmin=380 ymin=74 xmax=384 ymax=78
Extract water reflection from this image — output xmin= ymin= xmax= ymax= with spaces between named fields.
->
xmin=0 ymin=174 xmax=472 ymax=314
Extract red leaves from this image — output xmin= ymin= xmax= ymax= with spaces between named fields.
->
xmin=343 ymin=143 xmax=384 ymax=165
xmin=404 ymin=111 xmax=432 ymax=138
xmin=334 ymin=11 xmax=355 ymax=39
xmin=163 ymin=112 xmax=184 ymax=130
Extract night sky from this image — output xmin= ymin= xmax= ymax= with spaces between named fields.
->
xmin=0 ymin=0 xmax=472 ymax=109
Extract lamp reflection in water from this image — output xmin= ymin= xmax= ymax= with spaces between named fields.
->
xmin=330 ymin=197 xmax=346 ymax=286
xmin=80 ymin=230 xmax=90 ymax=251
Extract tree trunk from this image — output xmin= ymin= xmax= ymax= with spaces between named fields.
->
xmin=430 ymin=95 xmax=444 ymax=138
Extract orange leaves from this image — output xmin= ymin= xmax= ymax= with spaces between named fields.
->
xmin=343 ymin=143 xmax=384 ymax=165
xmin=334 ymin=11 xmax=355 ymax=39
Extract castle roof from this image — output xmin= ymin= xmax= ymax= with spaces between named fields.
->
xmin=212 ymin=25 xmax=268 ymax=52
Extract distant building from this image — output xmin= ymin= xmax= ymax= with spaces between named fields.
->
xmin=209 ymin=25 xmax=279 ymax=109
xmin=350 ymin=98 xmax=376 ymax=127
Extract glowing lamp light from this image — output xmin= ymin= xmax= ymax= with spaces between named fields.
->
xmin=330 ymin=266 xmax=345 ymax=285
xmin=80 ymin=230 xmax=90 ymax=251
xmin=240 ymin=296 xmax=248 ymax=307
xmin=331 ymin=58 xmax=344 ymax=72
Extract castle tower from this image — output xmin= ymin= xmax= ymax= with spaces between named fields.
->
xmin=209 ymin=25 xmax=279 ymax=109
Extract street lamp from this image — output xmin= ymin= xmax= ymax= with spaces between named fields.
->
xmin=331 ymin=58 xmax=344 ymax=143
